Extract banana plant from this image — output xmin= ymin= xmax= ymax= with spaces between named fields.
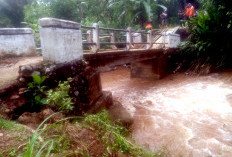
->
xmin=129 ymin=0 xmax=167 ymax=22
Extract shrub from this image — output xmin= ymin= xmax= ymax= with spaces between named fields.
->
xmin=84 ymin=110 xmax=160 ymax=157
xmin=26 ymin=75 xmax=47 ymax=107
xmin=46 ymin=78 xmax=74 ymax=113
xmin=180 ymin=0 xmax=232 ymax=69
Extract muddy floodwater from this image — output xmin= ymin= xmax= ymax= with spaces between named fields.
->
xmin=101 ymin=68 xmax=232 ymax=157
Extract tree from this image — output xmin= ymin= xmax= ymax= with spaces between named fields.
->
xmin=180 ymin=0 xmax=232 ymax=69
xmin=0 ymin=0 xmax=31 ymax=27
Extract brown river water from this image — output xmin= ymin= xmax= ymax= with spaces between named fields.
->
xmin=101 ymin=67 xmax=232 ymax=157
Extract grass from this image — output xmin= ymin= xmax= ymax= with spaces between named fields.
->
xmin=0 ymin=110 xmax=164 ymax=157
xmin=0 ymin=117 xmax=31 ymax=157
xmin=83 ymin=110 xmax=162 ymax=157
xmin=0 ymin=117 xmax=24 ymax=130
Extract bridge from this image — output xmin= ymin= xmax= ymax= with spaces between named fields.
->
xmin=0 ymin=18 xmax=181 ymax=80
xmin=0 ymin=18 xmax=181 ymax=117
xmin=39 ymin=18 xmax=180 ymax=79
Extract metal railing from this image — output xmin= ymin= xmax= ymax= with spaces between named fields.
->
xmin=81 ymin=23 xmax=167 ymax=53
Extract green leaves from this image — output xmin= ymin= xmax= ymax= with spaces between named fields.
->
xmin=27 ymin=75 xmax=47 ymax=107
xmin=180 ymin=0 xmax=232 ymax=70
xmin=46 ymin=78 xmax=74 ymax=113
xmin=32 ymin=75 xmax=46 ymax=85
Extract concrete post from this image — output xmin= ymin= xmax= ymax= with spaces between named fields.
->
xmin=163 ymin=31 xmax=166 ymax=48
xmin=92 ymin=23 xmax=100 ymax=53
xmin=126 ymin=27 xmax=132 ymax=50
xmin=146 ymin=30 xmax=152 ymax=49
xmin=110 ymin=33 xmax=117 ymax=49
xmin=132 ymin=32 xmax=142 ymax=49
xmin=0 ymin=28 xmax=36 ymax=58
xmin=87 ymin=30 xmax=92 ymax=42
xmin=87 ymin=30 xmax=94 ymax=50
xmin=39 ymin=18 xmax=83 ymax=63
xmin=166 ymin=33 xmax=181 ymax=48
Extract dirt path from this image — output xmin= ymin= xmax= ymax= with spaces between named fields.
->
xmin=0 ymin=56 xmax=43 ymax=89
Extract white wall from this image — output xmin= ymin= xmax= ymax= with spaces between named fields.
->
xmin=0 ymin=28 xmax=36 ymax=58
xmin=39 ymin=18 xmax=83 ymax=63
xmin=166 ymin=33 xmax=181 ymax=48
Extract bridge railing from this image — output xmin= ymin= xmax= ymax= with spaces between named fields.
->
xmin=81 ymin=23 xmax=165 ymax=53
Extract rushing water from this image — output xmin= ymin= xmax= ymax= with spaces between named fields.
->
xmin=101 ymin=67 xmax=232 ymax=157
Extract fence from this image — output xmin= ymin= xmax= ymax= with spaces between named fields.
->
xmin=36 ymin=21 xmax=170 ymax=53
xmin=81 ymin=23 xmax=168 ymax=53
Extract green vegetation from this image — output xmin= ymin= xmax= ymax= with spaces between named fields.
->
xmin=26 ymin=75 xmax=47 ymax=107
xmin=83 ymin=110 xmax=162 ymax=157
xmin=26 ymin=75 xmax=74 ymax=113
xmin=0 ymin=117 xmax=30 ymax=157
xmin=1 ymin=111 xmax=162 ymax=156
xmin=0 ymin=117 xmax=17 ymax=130
xmin=23 ymin=114 xmax=55 ymax=157
xmin=0 ymin=0 xmax=189 ymax=29
xmin=180 ymin=0 xmax=232 ymax=70
xmin=46 ymin=78 xmax=74 ymax=113
xmin=0 ymin=0 xmax=32 ymax=27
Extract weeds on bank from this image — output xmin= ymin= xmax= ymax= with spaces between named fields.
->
xmin=26 ymin=110 xmax=162 ymax=157
xmin=46 ymin=78 xmax=74 ymax=113
xmin=83 ymin=110 xmax=161 ymax=157
xmin=27 ymin=74 xmax=47 ymax=107
xmin=23 ymin=113 xmax=74 ymax=157
xmin=0 ymin=117 xmax=16 ymax=130
xmin=1 ymin=111 xmax=162 ymax=157
xmin=27 ymin=75 xmax=74 ymax=113
xmin=0 ymin=117 xmax=24 ymax=131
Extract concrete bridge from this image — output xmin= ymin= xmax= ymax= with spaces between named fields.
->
xmin=0 ymin=18 xmax=181 ymax=117
xmin=39 ymin=18 xmax=180 ymax=79
xmin=0 ymin=18 xmax=180 ymax=80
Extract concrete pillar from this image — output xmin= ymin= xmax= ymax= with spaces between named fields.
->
xmin=110 ymin=33 xmax=117 ymax=49
xmin=166 ymin=33 xmax=181 ymax=48
xmin=126 ymin=27 xmax=132 ymax=50
xmin=39 ymin=18 xmax=83 ymax=63
xmin=131 ymin=54 xmax=169 ymax=80
xmin=92 ymin=23 xmax=100 ymax=53
xmin=132 ymin=32 xmax=142 ymax=49
xmin=0 ymin=28 xmax=36 ymax=58
xmin=146 ymin=30 xmax=152 ymax=49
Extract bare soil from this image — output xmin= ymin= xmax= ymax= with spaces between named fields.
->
xmin=0 ymin=56 xmax=43 ymax=90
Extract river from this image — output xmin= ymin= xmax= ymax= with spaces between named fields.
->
xmin=101 ymin=67 xmax=232 ymax=157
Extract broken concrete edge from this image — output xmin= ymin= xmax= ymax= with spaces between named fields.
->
xmin=0 ymin=58 xmax=112 ymax=119
xmin=0 ymin=28 xmax=33 ymax=35
xmin=39 ymin=17 xmax=81 ymax=29
xmin=18 ymin=59 xmax=87 ymax=86
xmin=0 ymin=59 xmax=85 ymax=99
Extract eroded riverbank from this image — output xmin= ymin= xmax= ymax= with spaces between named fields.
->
xmin=101 ymin=67 xmax=232 ymax=157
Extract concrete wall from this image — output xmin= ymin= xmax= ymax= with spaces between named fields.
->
xmin=39 ymin=18 xmax=83 ymax=63
xmin=166 ymin=33 xmax=181 ymax=48
xmin=0 ymin=28 xmax=36 ymax=58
